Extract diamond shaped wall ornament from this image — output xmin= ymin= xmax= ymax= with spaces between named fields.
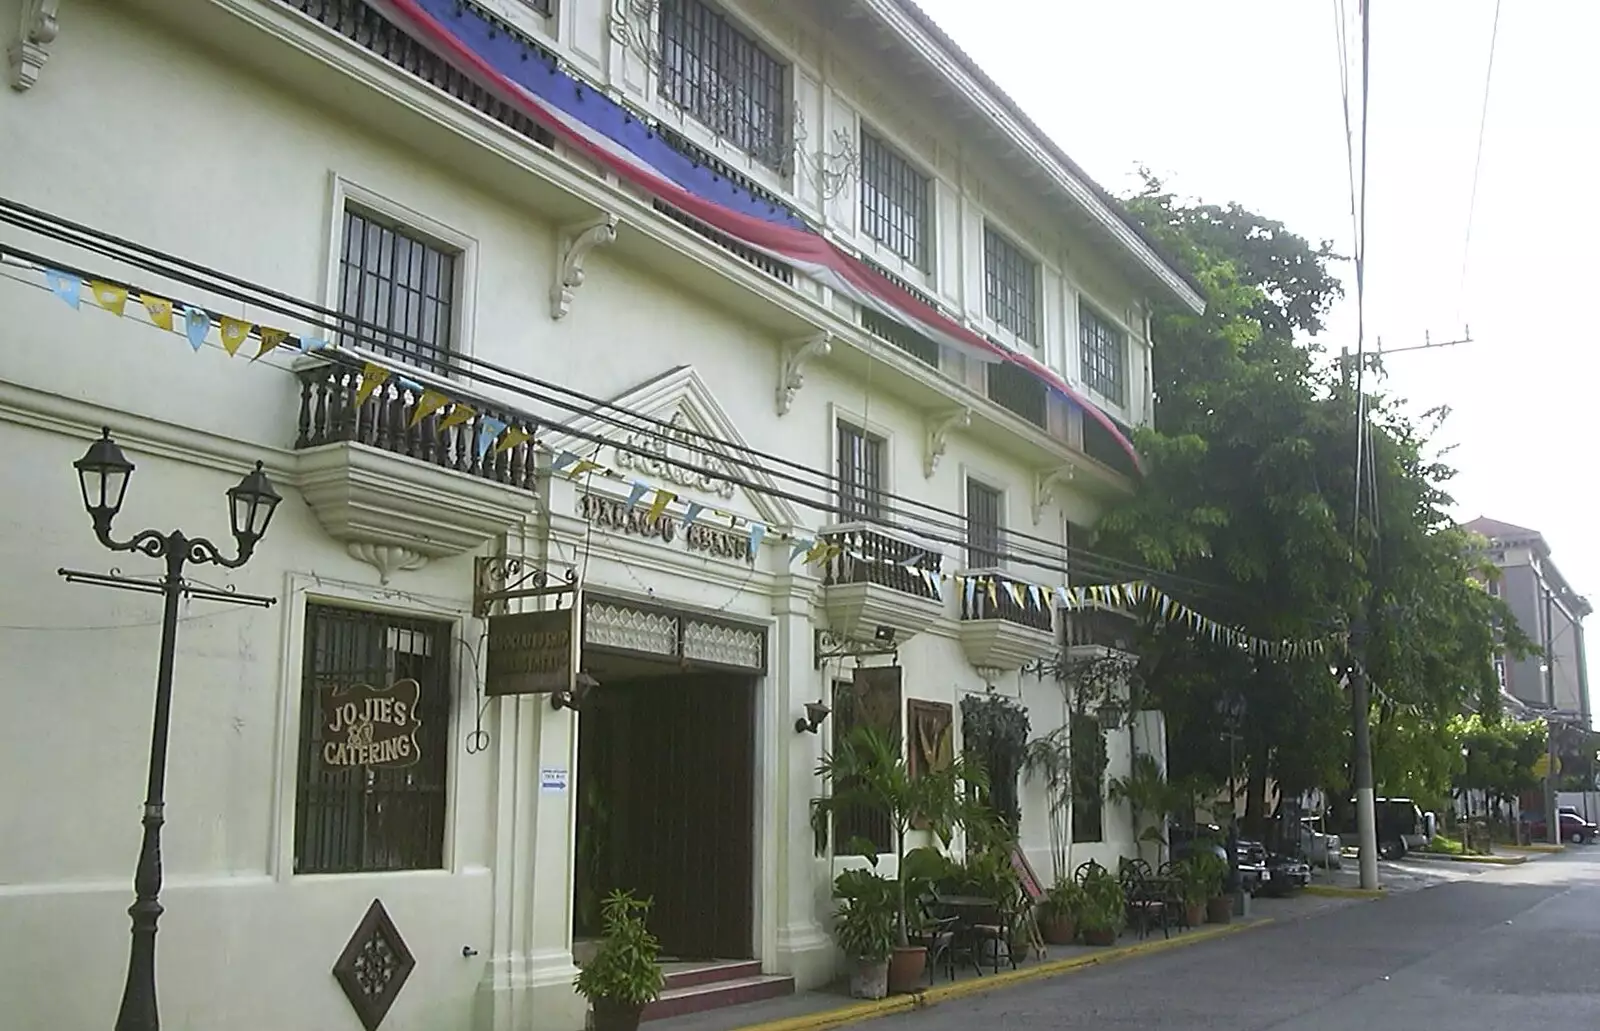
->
xmin=333 ymin=899 xmax=416 ymax=1030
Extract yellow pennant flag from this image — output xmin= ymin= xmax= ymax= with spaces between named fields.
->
xmin=254 ymin=327 xmax=289 ymax=361
xmin=986 ymin=578 xmax=999 ymax=607
xmin=438 ymin=403 xmax=476 ymax=432
xmin=89 ymin=281 xmax=128 ymax=316
xmin=567 ymin=458 xmax=601 ymax=478
xmin=409 ymin=389 xmax=451 ymax=427
xmin=645 ymin=488 xmax=675 ymax=523
xmin=493 ymin=426 xmax=533 ymax=456
xmin=219 ymin=317 xmax=253 ymax=357
xmin=1005 ymin=580 xmax=1026 ymax=608
xmin=353 ymin=362 xmax=390 ymax=407
xmin=140 ymin=294 xmax=174 ymax=331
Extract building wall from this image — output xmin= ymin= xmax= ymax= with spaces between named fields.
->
xmin=0 ymin=1 xmax=1160 ymax=1028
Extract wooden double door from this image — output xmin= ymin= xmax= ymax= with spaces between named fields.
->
xmin=574 ymin=673 xmax=756 ymax=960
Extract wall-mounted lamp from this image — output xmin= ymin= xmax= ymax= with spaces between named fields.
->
xmin=794 ymin=700 xmax=831 ymax=735
xmin=551 ymin=671 xmax=600 ymax=712
xmin=874 ymin=625 xmax=897 ymax=645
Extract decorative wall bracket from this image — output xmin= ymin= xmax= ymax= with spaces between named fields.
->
xmin=923 ymin=407 xmax=971 ymax=478
xmin=8 ymin=0 xmax=59 ymax=91
xmin=775 ymin=331 xmax=832 ymax=416
xmin=813 ymin=628 xmax=898 ymax=670
xmin=473 ymin=555 xmax=579 ymax=618
xmin=1032 ymin=466 xmax=1076 ymax=524
xmin=550 ymin=213 xmax=620 ymax=320
xmin=347 ymin=542 xmax=429 ymax=585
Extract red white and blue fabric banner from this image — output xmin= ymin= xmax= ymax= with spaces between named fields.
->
xmin=366 ymin=0 xmax=1141 ymax=470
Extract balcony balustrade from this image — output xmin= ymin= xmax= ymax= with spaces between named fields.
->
xmin=818 ymin=524 xmax=946 ymax=643
xmin=957 ymin=569 xmax=1056 ymax=670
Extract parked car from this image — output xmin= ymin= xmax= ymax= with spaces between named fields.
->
xmin=1525 ymin=808 xmax=1597 ymax=844
xmin=1300 ymin=818 xmax=1342 ymax=868
xmin=1336 ymin=797 xmax=1428 ymax=859
xmin=1259 ymin=851 xmax=1312 ymax=895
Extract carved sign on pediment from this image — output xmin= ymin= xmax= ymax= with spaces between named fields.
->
xmin=612 ymin=409 xmax=737 ymax=500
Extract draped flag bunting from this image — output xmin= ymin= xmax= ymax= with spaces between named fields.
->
xmin=219 ymin=317 xmax=253 ymax=357
xmin=141 ymin=294 xmax=174 ymax=331
xmin=363 ymin=0 xmax=1143 ymax=473
xmin=90 ymin=281 xmax=128 ymax=316
xmin=256 ymin=327 xmax=289 ymax=360
xmin=46 ymin=269 xmax=80 ymax=309
xmin=182 ymin=306 xmax=210 ymax=351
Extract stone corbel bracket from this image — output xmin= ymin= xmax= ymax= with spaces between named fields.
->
xmin=8 ymin=0 xmax=60 ymax=92
xmin=346 ymin=542 xmax=430 ymax=585
xmin=1033 ymin=466 xmax=1076 ymax=524
xmin=923 ymin=407 xmax=971 ymax=478
xmin=550 ymin=213 xmax=620 ymax=320
xmin=775 ymin=331 xmax=832 ymax=416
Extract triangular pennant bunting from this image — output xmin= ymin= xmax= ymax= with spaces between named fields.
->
xmin=219 ymin=317 xmax=252 ymax=357
xmin=182 ymin=307 xmax=210 ymax=351
xmin=89 ymin=281 xmax=128 ymax=316
xmin=646 ymin=488 xmax=675 ymax=523
xmin=255 ymin=327 xmax=289 ymax=360
xmin=46 ymin=270 xmax=81 ymax=309
xmin=353 ymin=363 xmax=390 ymax=407
xmin=140 ymin=294 xmax=174 ymax=331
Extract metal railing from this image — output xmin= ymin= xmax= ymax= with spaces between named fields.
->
xmin=1063 ymin=607 xmax=1137 ymax=650
xmin=960 ymin=570 xmax=1054 ymax=632
xmin=819 ymin=524 xmax=943 ymax=602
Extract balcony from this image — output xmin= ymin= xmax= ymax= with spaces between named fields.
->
xmin=1062 ymin=607 xmax=1139 ymax=659
xmin=957 ymin=570 xmax=1056 ymax=671
xmin=819 ymin=524 xmax=946 ymax=643
xmin=293 ymin=360 xmax=539 ymax=580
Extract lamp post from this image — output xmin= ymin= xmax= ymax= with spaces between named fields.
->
xmin=67 ymin=428 xmax=280 ymax=1031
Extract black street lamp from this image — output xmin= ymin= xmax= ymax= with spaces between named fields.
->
xmin=69 ymin=428 xmax=280 ymax=1031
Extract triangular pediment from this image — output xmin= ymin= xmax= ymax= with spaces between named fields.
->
xmin=544 ymin=366 xmax=801 ymax=529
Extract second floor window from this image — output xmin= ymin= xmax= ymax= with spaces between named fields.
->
xmin=966 ymin=480 xmax=1003 ymax=569
xmin=339 ymin=207 xmax=457 ymax=375
xmin=984 ymin=224 xmax=1039 ymax=343
xmin=860 ymin=129 xmax=930 ymax=270
xmin=837 ymin=421 xmax=885 ymax=522
xmin=659 ymin=0 xmax=788 ymax=171
xmin=1079 ymin=304 xmax=1127 ymax=406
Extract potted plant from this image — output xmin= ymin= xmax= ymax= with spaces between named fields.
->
xmin=1172 ymin=856 xmax=1214 ymax=928
xmin=1076 ymin=864 xmax=1124 ymax=946
xmin=1039 ymin=879 xmax=1085 ymax=945
xmin=832 ymin=866 xmax=897 ymax=999
xmin=1189 ymin=851 xmax=1232 ymax=924
xmin=572 ymin=890 xmax=666 ymax=1031
xmin=812 ymin=727 xmax=984 ymax=995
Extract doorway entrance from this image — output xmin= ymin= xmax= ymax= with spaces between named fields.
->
xmin=573 ymin=662 xmax=757 ymax=960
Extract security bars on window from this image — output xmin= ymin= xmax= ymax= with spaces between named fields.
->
xmin=339 ymin=208 xmax=458 ymax=376
xmin=860 ymin=129 xmax=930 ymax=270
xmin=659 ymin=0 xmax=789 ymax=171
xmin=965 ymin=480 xmax=1004 ymax=569
xmin=837 ymin=422 xmax=886 ymax=522
xmin=984 ymin=224 xmax=1039 ymax=343
xmin=1079 ymin=305 xmax=1127 ymax=406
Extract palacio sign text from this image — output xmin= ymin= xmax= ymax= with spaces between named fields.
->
xmin=486 ymin=608 xmax=577 ymax=697
xmin=320 ymin=679 xmax=423 ymax=769
xmin=577 ymin=492 xmax=752 ymax=561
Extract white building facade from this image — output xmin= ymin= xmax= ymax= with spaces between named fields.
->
xmin=0 ymin=1 xmax=1204 ymax=1028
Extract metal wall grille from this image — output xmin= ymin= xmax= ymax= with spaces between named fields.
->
xmin=836 ymin=421 xmax=886 ymax=522
xmin=984 ymin=224 xmax=1039 ymax=343
xmin=659 ymin=0 xmax=789 ymax=171
xmin=965 ymin=480 xmax=1004 ymax=569
xmin=859 ymin=130 xmax=930 ymax=270
xmin=1069 ymin=714 xmax=1104 ymax=843
xmin=1079 ymin=305 xmax=1126 ymax=405
xmin=986 ymin=358 xmax=1048 ymax=428
xmin=339 ymin=208 xmax=457 ymax=375
xmin=830 ymin=676 xmax=896 ymax=855
xmin=295 ymin=605 xmax=452 ymax=874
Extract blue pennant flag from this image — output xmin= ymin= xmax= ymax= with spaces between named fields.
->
xmin=46 ymin=269 xmax=82 ymax=309
xmin=683 ymin=502 xmax=704 ymax=527
xmin=476 ymin=417 xmax=507 ymax=457
xmin=963 ymin=577 xmax=978 ymax=610
xmin=299 ymin=336 xmax=329 ymax=353
xmin=747 ymin=521 xmax=766 ymax=559
xmin=789 ymin=537 xmax=814 ymax=565
xmin=625 ymin=480 xmax=649 ymax=510
xmin=182 ymin=307 xmax=210 ymax=351
xmin=551 ymin=451 xmax=579 ymax=473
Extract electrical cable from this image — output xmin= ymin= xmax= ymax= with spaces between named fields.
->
xmin=1457 ymin=0 xmax=1502 ymax=322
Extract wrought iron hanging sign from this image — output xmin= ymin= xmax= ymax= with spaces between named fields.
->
xmin=485 ymin=607 xmax=580 ymax=697
xmin=320 ymin=679 xmax=424 ymax=769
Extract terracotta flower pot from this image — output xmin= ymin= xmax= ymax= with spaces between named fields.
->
xmin=886 ymin=945 xmax=927 ymax=994
xmin=1041 ymin=913 xmax=1078 ymax=945
xmin=1206 ymin=896 xmax=1233 ymax=924
xmin=592 ymin=998 xmax=645 ymax=1031
xmin=849 ymin=958 xmax=889 ymax=1000
xmin=1184 ymin=903 xmax=1206 ymax=928
xmin=1082 ymin=925 xmax=1117 ymax=947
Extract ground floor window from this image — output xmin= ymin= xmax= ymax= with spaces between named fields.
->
xmin=1070 ymin=713 xmax=1105 ymax=844
xmin=828 ymin=667 xmax=902 ymax=855
xmin=294 ymin=603 xmax=452 ymax=874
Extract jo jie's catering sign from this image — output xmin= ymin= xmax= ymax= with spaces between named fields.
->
xmin=486 ymin=608 xmax=579 ymax=697
xmin=320 ymin=679 xmax=423 ymax=769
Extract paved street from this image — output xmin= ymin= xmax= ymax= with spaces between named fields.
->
xmin=857 ymin=850 xmax=1600 ymax=1029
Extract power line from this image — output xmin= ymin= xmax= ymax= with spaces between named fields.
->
xmin=1458 ymin=0 xmax=1502 ymax=322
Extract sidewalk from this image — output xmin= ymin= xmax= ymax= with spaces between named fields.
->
xmin=648 ymin=891 xmax=1357 ymax=1031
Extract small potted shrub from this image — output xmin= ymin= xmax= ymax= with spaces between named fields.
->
xmin=1076 ymin=865 xmax=1124 ymax=946
xmin=573 ymin=890 xmax=666 ymax=1031
xmin=1173 ymin=857 xmax=1213 ymax=927
xmin=1039 ymin=880 xmax=1085 ymax=945
xmin=832 ymin=867 xmax=897 ymax=999
xmin=1190 ymin=852 xmax=1232 ymax=924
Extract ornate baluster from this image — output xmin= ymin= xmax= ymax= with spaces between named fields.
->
xmin=296 ymin=374 xmax=314 ymax=449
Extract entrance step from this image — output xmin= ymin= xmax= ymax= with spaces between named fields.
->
xmin=644 ymin=961 xmax=794 ymax=1022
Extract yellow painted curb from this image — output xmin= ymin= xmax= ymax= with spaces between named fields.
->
xmin=1304 ymin=884 xmax=1385 ymax=898
xmin=1412 ymin=851 xmax=1528 ymax=866
xmin=1501 ymin=843 xmax=1565 ymax=854
xmin=731 ymin=922 xmax=1273 ymax=1031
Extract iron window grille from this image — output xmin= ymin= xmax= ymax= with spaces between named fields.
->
xmin=965 ymin=480 xmax=1004 ymax=569
xmin=1079 ymin=304 xmax=1127 ymax=406
xmin=836 ymin=421 xmax=886 ymax=523
xmin=338 ymin=207 xmax=458 ymax=376
xmin=860 ymin=129 xmax=930 ymax=270
xmin=829 ymin=679 xmax=895 ymax=854
xmin=1069 ymin=713 xmax=1104 ymax=843
xmin=295 ymin=604 xmax=452 ymax=874
xmin=985 ymin=359 xmax=1048 ymax=428
xmin=983 ymin=224 xmax=1039 ymax=343
xmin=659 ymin=0 xmax=789 ymax=171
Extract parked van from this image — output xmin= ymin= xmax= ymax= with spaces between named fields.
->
xmin=1336 ymin=798 xmax=1428 ymax=858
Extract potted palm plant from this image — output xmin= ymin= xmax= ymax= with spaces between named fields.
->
xmin=812 ymin=726 xmax=983 ymax=995
xmin=1039 ymin=879 xmax=1086 ymax=945
xmin=1076 ymin=864 xmax=1124 ymax=946
xmin=1191 ymin=851 xmax=1232 ymax=924
xmin=832 ymin=866 xmax=897 ymax=999
xmin=1173 ymin=856 xmax=1213 ymax=927
xmin=572 ymin=890 xmax=666 ymax=1031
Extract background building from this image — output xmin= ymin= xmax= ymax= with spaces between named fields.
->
xmin=0 ymin=0 xmax=1200 ymax=1028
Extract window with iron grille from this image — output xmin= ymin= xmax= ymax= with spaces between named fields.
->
xmin=837 ymin=421 xmax=886 ymax=522
xmin=1079 ymin=304 xmax=1127 ymax=406
xmin=659 ymin=0 xmax=789 ymax=171
xmin=860 ymin=129 xmax=930 ymax=270
xmin=983 ymin=224 xmax=1038 ymax=343
xmin=985 ymin=359 xmax=1048 ymax=428
xmin=966 ymin=479 xmax=1004 ymax=569
xmin=295 ymin=604 xmax=452 ymax=874
xmin=1070 ymin=714 xmax=1105 ymax=843
xmin=339 ymin=207 xmax=458 ymax=375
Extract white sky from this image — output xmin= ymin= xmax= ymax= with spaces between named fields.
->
xmin=915 ymin=0 xmax=1600 ymax=692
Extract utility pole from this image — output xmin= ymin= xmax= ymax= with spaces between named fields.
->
xmin=1339 ymin=347 xmax=1381 ymax=891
